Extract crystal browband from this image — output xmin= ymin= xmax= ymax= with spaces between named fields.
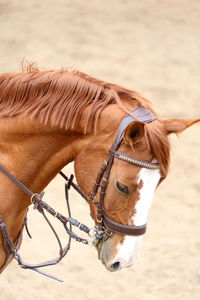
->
xmin=114 ymin=151 xmax=160 ymax=170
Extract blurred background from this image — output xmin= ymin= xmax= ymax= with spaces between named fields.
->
xmin=0 ymin=1 xmax=200 ymax=299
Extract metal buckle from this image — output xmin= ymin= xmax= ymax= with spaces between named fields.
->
xmin=30 ymin=193 xmax=39 ymax=204
xmin=88 ymin=193 xmax=98 ymax=204
xmin=97 ymin=217 xmax=103 ymax=223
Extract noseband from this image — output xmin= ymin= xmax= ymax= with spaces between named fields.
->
xmin=87 ymin=106 xmax=159 ymax=239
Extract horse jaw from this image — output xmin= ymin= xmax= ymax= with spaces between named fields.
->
xmin=97 ymin=166 xmax=161 ymax=271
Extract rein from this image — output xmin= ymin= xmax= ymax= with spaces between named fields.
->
xmin=0 ymin=106 xmax=160 ymax=281
xmin=0 ymin=171 xmax=93 ymax=282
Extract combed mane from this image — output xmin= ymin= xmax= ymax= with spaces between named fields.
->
xmin=0 ymin=65 xmax=169 ymax=175
xmin=0 ymin=65 xmax=153 ymax=132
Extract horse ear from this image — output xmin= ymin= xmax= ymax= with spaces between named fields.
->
xmin=164 ymin=118 xmax=200 ymax=135
xmin=123 ymin=121 xmax=145 ymax=145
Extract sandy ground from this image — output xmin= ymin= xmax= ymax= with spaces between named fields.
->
xmin=0 ymin=0 xmax=200 ymax=299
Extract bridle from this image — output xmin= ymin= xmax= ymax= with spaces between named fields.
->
xmin=87 ymin=106 xmax=159 ymax=239
xmin=0 ymin=106 xmax=159 ymax=281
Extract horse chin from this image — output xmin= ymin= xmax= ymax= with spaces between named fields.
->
xmin=93 ymin=237 xmax=104 ymax=260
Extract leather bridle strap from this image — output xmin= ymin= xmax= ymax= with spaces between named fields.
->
xmin=0 ymin=168 xmax=91 ymax=281
xmin=102 ymin=212 xmax=147 ymax=236
xmin=90 ymin=106 xmax=159 ymax=238
xmin=114 ymin=151 xmax=160 ymax=169
xmin=110 ymin=105 xmax=156 ymax=146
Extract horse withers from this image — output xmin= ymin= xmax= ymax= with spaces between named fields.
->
xmin=0 ymin=66 xmax=199 ymax=275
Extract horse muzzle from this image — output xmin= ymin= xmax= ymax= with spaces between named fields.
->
xmin=96 ymin=232 xmax=143 ymax=272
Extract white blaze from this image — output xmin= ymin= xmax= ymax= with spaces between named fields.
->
xmin=111 ymin=166 xmax=161 ymax=268
xmin=134 ymin=167 xmax=161 ymax=226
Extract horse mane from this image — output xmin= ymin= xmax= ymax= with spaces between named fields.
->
xmin=0 ymin=65 xmax=153 ymax=131
xmin=0 ymin=64 xmax=169 ymax=175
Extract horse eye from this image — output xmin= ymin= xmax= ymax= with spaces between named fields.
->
xmin=116 ymin=181 xmax=129 ymax=195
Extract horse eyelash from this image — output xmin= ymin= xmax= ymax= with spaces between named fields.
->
xmin=115 ymin=180 xmax=130 ymax=195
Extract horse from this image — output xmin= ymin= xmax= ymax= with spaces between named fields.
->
xmin=0 ymin=66 xmax=199 ymax=276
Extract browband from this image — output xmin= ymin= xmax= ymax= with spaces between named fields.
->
xmin=114 ymin=151 xmax=160 ymax=170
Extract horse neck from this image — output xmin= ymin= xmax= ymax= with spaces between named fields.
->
xmin=0 ymin=103 xmax=127 ymax=203
xmin=0 ymin=118 xmax=85 ymax=200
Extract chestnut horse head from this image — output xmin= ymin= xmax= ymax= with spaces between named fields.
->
xmin=0 ymin=66 xmax=199 ymax=274
xmin=74 ymin=108 xmax=199 ymax=271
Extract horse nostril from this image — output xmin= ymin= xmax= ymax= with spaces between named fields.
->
xmin=111 ymin=261 xmax=121 ymax=271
